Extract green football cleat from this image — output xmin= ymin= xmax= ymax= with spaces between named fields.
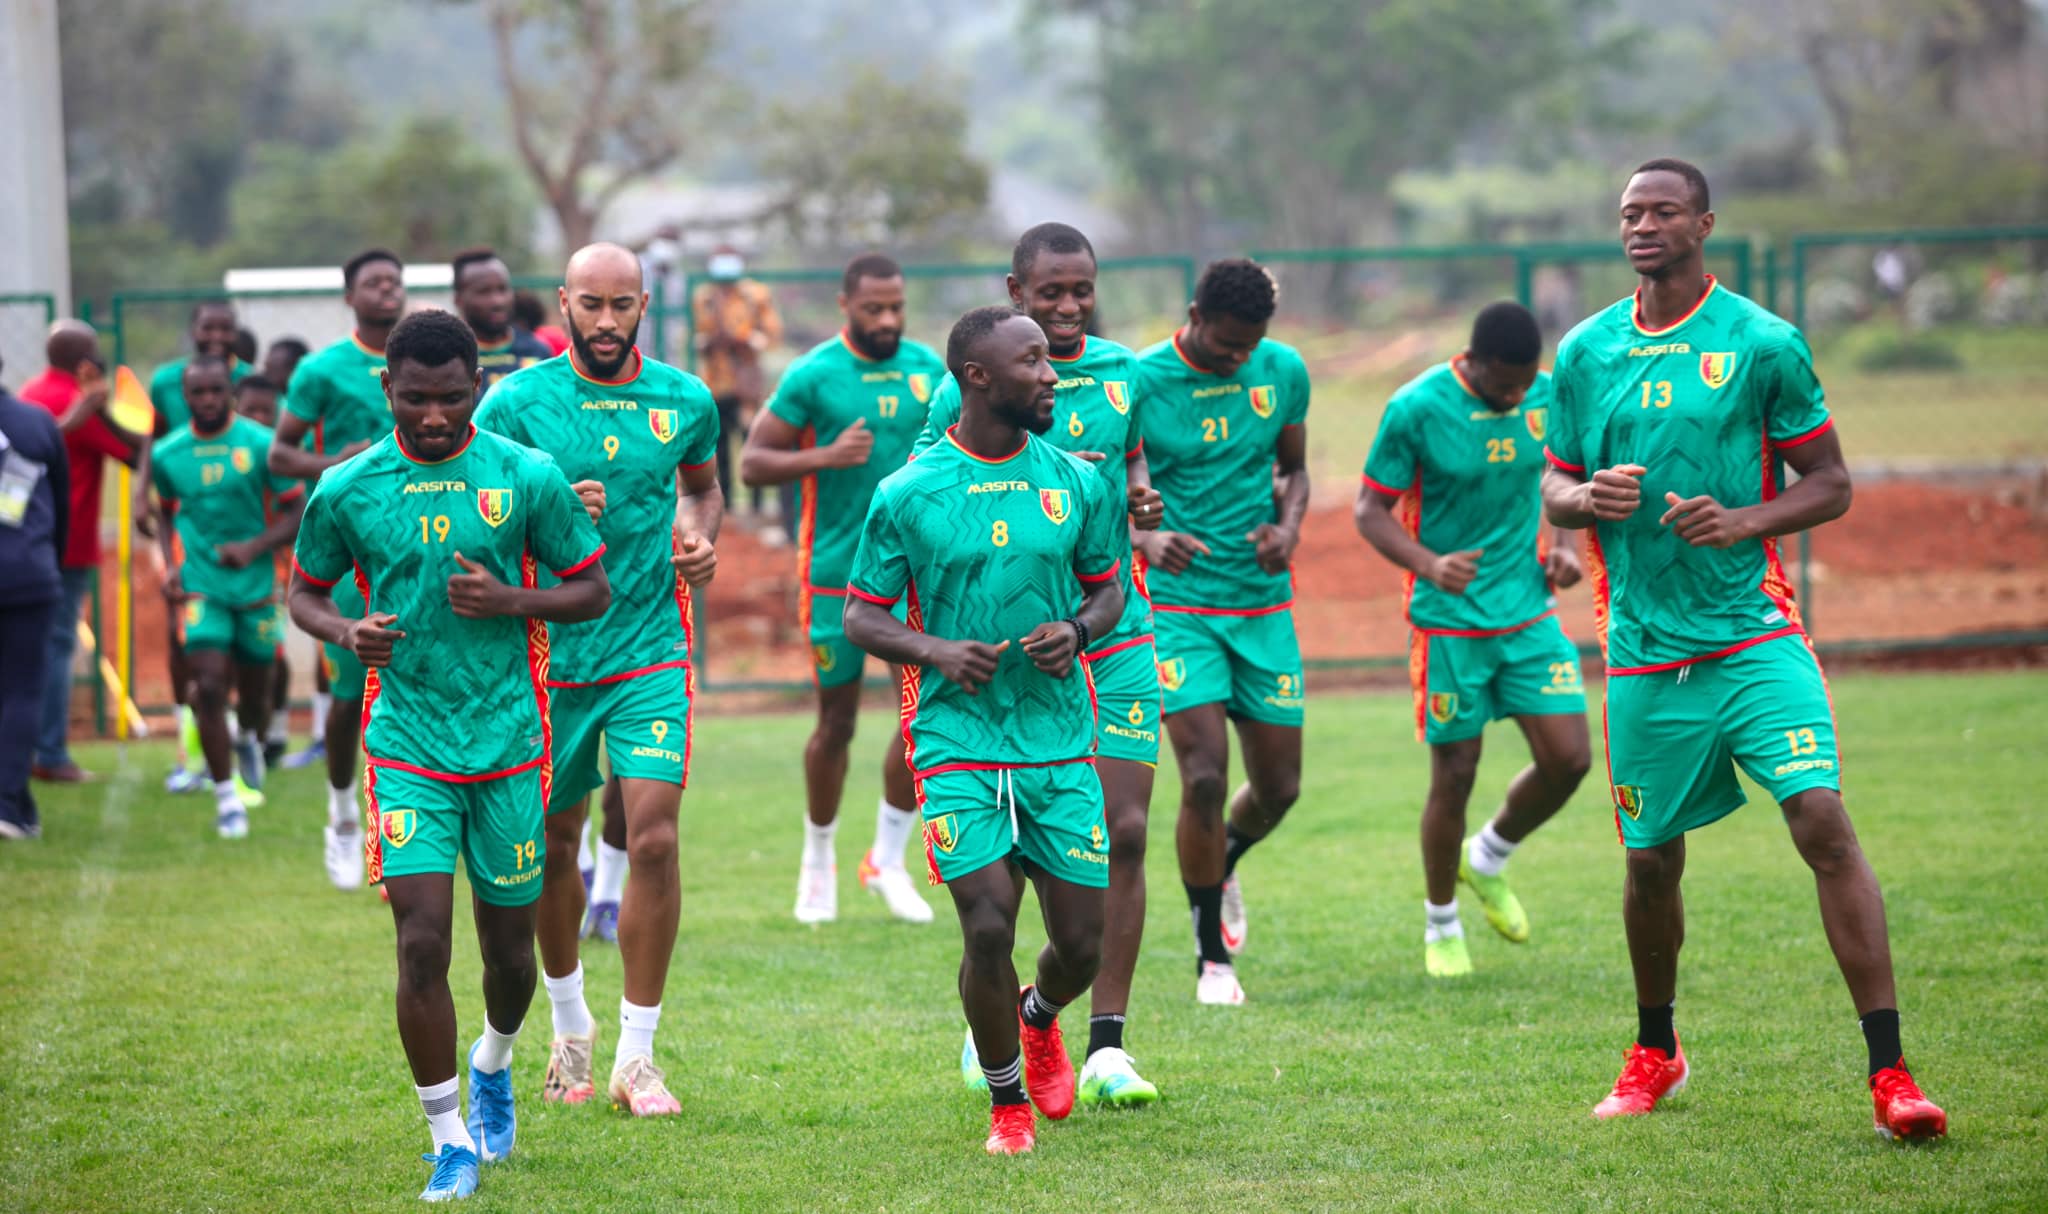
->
xmin=1459 ymin=841 xmax=1529 ymax=943
xmin=961 ymin=1026 xmax=987 ymax=1091
xmin=1425 ymin=933 xmax=1473 ymax=978
xmin=1077 ymin=1048 xmax=1159 ymax=1108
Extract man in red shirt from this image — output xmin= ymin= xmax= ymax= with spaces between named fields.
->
xmin=19 ymin=321 xmax=146 ymax=783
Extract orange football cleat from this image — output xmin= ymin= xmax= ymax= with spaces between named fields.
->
xmin=1870 ymin=1064 xmax=1947 ymax=1141
xmin=985 ymin=1102 xmax=1035 ymax=1155
xmin=1018 ymin=988 xmax=1076 ymax=1121
xmin=1593 ymin=1039 xmax=1689 ymax=1118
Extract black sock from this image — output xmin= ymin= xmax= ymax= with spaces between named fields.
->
xmin=1087 ymin=1013 xmax=1126 ymax=1058
xmin=983 ymin=1053 xmax=1027 ymax=1107
xmin=1186 ymin=881 xmax=1228 ymax=968
xmin=1019 ymin=986 xmax=1065 ymax=1031
xmin=1636 ymin=1002 xmax=1677 ymax=1055
xmin=1224 ymin=823 xmax=1260 ymax=877
xmin=1860 ymin=1008 xmax=1903 ymax=1077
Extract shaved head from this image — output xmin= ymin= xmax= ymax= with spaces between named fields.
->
xmin=46 ymin=319 xmax=100 ymax=372
xmin=564 ymin=242 xmax=645 ymax=295
xmin=560 ymin=242 xmax=648 ymax=379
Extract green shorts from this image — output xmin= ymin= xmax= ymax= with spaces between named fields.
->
xmin=321 ymin=577 xmax=368 ymax=701
xmin=1153 ymin=606 xmax=1304 ymax=725
xmin=918 ymin=762 xmax=1108 ymax=888
xmin=364 ymin=763 xmax=547 ymax=906
xmin=807 ymin=590 xmax=906 ymax=689
xmin=547 ymin=664 xmax=693 ymax=814
xmin=1604 ymin=632 xmax=1840 ymax=849
xmin=1085 ymin=634 xmax=1162 ymax=765
xmin=1410 ymin=615 xmax=1586 ymax=744
xmin=180 ymin=597 xmax=281 ymax=664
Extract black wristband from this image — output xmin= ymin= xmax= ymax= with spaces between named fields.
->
xmin=1065 ymin=615 xmax=1089 ymax=656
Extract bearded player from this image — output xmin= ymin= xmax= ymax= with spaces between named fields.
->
xmin=915 ymin=223 xmax=1167 ymax=1105
xmin=740 ymin=254 xmax=948 ymax=925
xmin=1542 ymin=158 xmax=1945 ymax=1139
xmin=289 ymin=310 xmax=610 ymax=1200
xmin=475 ymin=242 xmax=722 ymax=1118
xmin=844 ymin=305 xmax=1124 ymax=1155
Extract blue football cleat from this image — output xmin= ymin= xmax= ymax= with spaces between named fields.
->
xmin=280 ymin=740 xmax=326 ymax=770
xmin=581 ymin=900 xmax=619 ymax=944
xmin=165 ymin=766 xmax=204 ymax=795
xmin=465 ymin=1045 xmax=517 ymax=1163
xmin=418 ymin=1143 xmax=479 ymax=1202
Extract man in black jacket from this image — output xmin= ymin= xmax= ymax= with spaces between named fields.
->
xmin=0 ymin=355 xmax=70 ymax=839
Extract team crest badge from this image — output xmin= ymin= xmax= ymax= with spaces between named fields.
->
xmin=927 ymin=813 xmax=959 ymax=854
xmin=1429 ymin=692 xmax=1458 ymax=723
xmin=477 ymin=488 xmax=512 ymax=527
xmin=1158 ymin=657 xmax=1186 ymax=692
xmin=813 ymin=644 xmax=836 ymax=673
xmin=1614 ymin=785 xmax=1645 ymax=820
xmin=1524 ymin=408 xmax=1547 ymax=441
xmin=1699 ymin=353 xmax=1736 ymax=390
xmin=1103 ymin=381 xmax=1131 ymax=415
xmin=231 ymin=447 xmax=252 ymax=474
xmin=380 ymin=809 xmax=417 ymax=848
xmin=1248 ymin=385 xmax=1277 ymax=418
xmin=908 ymin=374 xmax=932 ymax=404
xmin=648 ymin=409 xmax=678 ymax=443
xmin=1039 ymin=488 xmax=1071 ymax=525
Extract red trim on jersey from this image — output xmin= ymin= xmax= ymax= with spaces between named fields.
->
xmin=274 ymin=484 xmax=306 ymax=504
xmin=808 ymin=583 xmax=848 ymax=597
xmin=680 ymin=458 xmax=714 ymax=471
xmin=1411 ymin=608 xmax=1555 ymax=639
xmin=570 ymin=347 xmax=643 ymax=387
xmin=349 ymin=331 xmax=386 ymax=357
xmin=553 ymin=544 xmax=605 ymax=578
xmin=1169 ymin=330 xmax=1219 ymax=375
xmin=363 ymin=757 xmax=385 ymax=887
xmin=544 ymin=659 xmax=689 ymax=689
xmin=1083 ymin=633 xmax=1154 ymax=664
xmin=522 ymin=549 xmax=556 ymax=809
xmin=394 ymin=425 xmax=476 ymax=466
xmin=1360 ymin=472 xmax=1409 ymax=497
xmin=1631 ymin=275 xmax=1718 ymax=336
xmin=1447 ymin=357 xmax=1483 ymax=400
xmin=1048 ymin=336 xmax=1088 ymax=363
xmin=1773 ymin=418 xmax=1834 ymax=450
xmin=1077 ymin=560 xmax=1120 ymax=585
xmin=914 ymin=756 xmax=1096 ymax=780
xmin=1606 ymin=625 xmax=1804 ymax=676
xmin=1758 ymin=425 xmax=1808 ymax=638
xmin=671 ymin=529 xmax=697 ymax=788
xmin=366 ymin=754 xmax=546 ymax=783
xmin=1407 ymin=630 xmax=1430 ymax=743
xmin=897 ymin=585 xmax=943 ymax=885
xmin=1544 ymin=447 xmax=1585 ymax=474
xmin=1125 ymin=438 xmax=1144 ymax=462
xmin=944 ymin=426 xmax=1026 ymax=464
xmin=292 ymin=557 xmax=340 ymax=589
xmin=1604 ymin=698 xmax=1623 ymax=846
xmin=847 ymin=586 xmax=899 ymax=607
xmin=1151 ymin=600 xmax=1292 ymax=618
xmin=795 ymin=426 xmax=819 ymax=657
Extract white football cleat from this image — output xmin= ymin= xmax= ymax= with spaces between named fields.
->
xmin=794 ymin=860 xmax=837 ymax=924
xmin=858 ymin=851 xmax=934 ymax=923
xmin=1196 ymin=960 xmax=1246 ymax=1006
xmin=1220 ymin=873 xmax=1246 ymax=953
xmin=324 ymin=822 xmax=364 ymax=890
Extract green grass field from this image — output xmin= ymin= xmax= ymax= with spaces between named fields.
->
xmin=4 ymin=671 xmax=2044 ymax=1211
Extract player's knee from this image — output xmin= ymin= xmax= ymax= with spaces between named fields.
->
xmin=1785 ymin=790 xmax=1860 ymax=875
xmin=1540 ymin=745 xmax=1592 ymax=792
xmin=191 ymin=675 xmax=229 ymax=713
xmin=1624 ymin=846 xmax=1681 ymax=894
xmin=394 ymin=925 xmax=451 ymax=994
xmin=1051 ymin=920 xmax=1103 ymax=983
xmin=1253 ymin=770 xmax=1301 ymax=816
xmin=811 ymin=710 xmax=857 ymax=753
xmin=1182 ymin=766 xmax=1228 ymax=815
xmin=960 ymin=901 xmax=1015 ymax=962
xmin=479 ymin=924 xmax=535 ymax=980
xmin=1106 ymin=807 xmax=1148 ymax=864
xmin=627 ymin=814 xmax=678 ymax=872
xmin=543 ymin=816 xmax=582 ymax=864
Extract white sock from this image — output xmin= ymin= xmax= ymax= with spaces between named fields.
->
xmin=592 ymin=841 xmax=629 ymax=905
xmin=416 ymin=1077 xmax=473 ymax=1154
xmin=544 ymin=964 xmax=595 ymax=1038
xmin=578 ymin=817 xmax=595 ymax=874
xmin=214 ymin=780 xmax=240 ymax=811
xmin=329 ymin=782 xmax=359 ymax=831
xmin=266 ymin=714 xmax=288 ymax=745
xmin=1425 ymin=899 xmax=1463 ymax=942
xmin=803 ymin=819 xmax=837 ymax=869
xmin=471 ymin=1018 xmax=520 ymax=1074
xmin=1469 ymin=823 xmax=1517 ymax=877
xmin=618 ymin=998 xmax=660 ymax=1065
xmin=310 ymin=691 xmax=331 ymax=738
xmin=871 ymin=800 xmax=916 ymax=872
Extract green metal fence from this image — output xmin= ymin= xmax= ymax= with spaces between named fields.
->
xmin=0 ymin=291 xmax=58 ymax=391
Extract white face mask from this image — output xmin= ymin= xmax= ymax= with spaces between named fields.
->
xmin=708 ymin=254 xmax=744 ymax=281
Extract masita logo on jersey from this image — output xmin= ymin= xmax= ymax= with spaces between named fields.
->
xmin=1039 ymin=488 xmax=1071 ymax=525
xmin=1700 ymin=352 xmax=1736 ymax=390
xmin=1103 ymin=381 xmax=1131 ymax=414
xmin=1249 ymin=385 xmax=1277 ymax=418
xmin=908 ymin=373 xmax=933 ymax=404
xmin=1525 ymin=408 xmax=1548 ymax=441
xmin=648 ymin=408 xmax=678 ymax=443
xmin=477 ymin=488 xmax=512 ymax=527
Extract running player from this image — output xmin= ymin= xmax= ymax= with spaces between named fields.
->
xmin=915 ymin=224 xmax=1167 ymax=1105
xmin=475 ymin=242 xmax=722 ymax=1118
xmin=739 ymin=253 xmax=948 ymax=924
xmin=843 ymin=305 xmax=1124 ymax=1155
xmin=269 ymin=248 xmax=406 ymax=891
xmin=263 ymin=337 xmax=310 ymax=399
xmin=1356 ymin=301 xmax=1591 ymax=978
xmin=288 ymin=309 xmax=610 ymax=1201
xmin=454 ymin=247 xmax=553 ymax=393
xmin=151 ymin=357 xmax=303 ymax=838
xmin=1134 ymin=259 xmax=1309 ymax=1005
xmin=231 ymin=375 xmax=295 ymax=766
xmin=1542 ymin=158 xmax=1945 ymax=1138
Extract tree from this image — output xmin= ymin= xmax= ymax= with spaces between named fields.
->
xmin=478 ymin=0 xmax=717 ymax=250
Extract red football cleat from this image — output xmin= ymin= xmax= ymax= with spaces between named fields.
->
xmin=1592 ymin=1038 xmax=1689 ymax=1118
xmin=1018 ymin=987 xmax=1076 ymax=1121
xmin=1870 ymin=1063 xmax=1947 ymax=1141
xmin=985 ymin=1102 xmax=1036 ymax=1155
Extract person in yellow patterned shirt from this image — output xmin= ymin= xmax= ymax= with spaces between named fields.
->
xmin=692 ymin=247 xmax=788 ymax=528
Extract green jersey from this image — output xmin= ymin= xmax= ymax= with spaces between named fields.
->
xmin=914 ymin=336 xmax=1150 ymax=654
xmin=1547 ymin=278 xmax=1831 ymax=672
xmin=284 ymin=335 xmax=390 ymax=456
xmin=475 ymin=353 xmax=719 ymax=686
xmin=152 ymin=415 xmax=302 ymax=607
xmin=848 ymin=431 xmax=1123 ymax=776
xmin=1363 ymin=363 xmax=1556 ymax=635
xmin=292 ymin=427 xmax=605 ymax=780
xmin=149 ymin=356 xmax=251 ymax=432
xmin=1134 ymin=332 xmax=1310 ymax=611
xmin=476 ymin=330 xmax=555 ymax=395
xmin=766 ymin=332 xmax=947 ymax=594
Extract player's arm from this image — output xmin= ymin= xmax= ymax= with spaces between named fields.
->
xmin=1123 ymin=445 xmax=1163 ymax=534
xmin=1543 ymin=522 xmax=1583 ymax=588
xmin=672 ymin=461 xmax=724 ymax=587
xmin=289 ymin=568 xmax=405 ymax=668
xmin=739 ymin=409 xmax=870 ymax=485
xmin=1658 ymin=428 xmax=1850 ymax=549
xmin=153 ymin=495 xmax=186 ymax=604
xmin=447 ymin=552 xmax=610 ymax=622
xmin=216 ymin=491 xmax=305 ymax=570
xmin=1249 ymin=424 xmax=1309 ymax=574
xmin=1353 ymin=480 xmax=1482 ymax=596
xmin=268 ymin=410 xmax=356 ymax=481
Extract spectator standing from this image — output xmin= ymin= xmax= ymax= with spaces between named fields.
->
xmin=692 ymin=246 xmax=789 ymax=535
xmin=18 ymin=321 xmax=145 ymax=784
xmin=0 ymin=356 xmax=71 ymax=839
